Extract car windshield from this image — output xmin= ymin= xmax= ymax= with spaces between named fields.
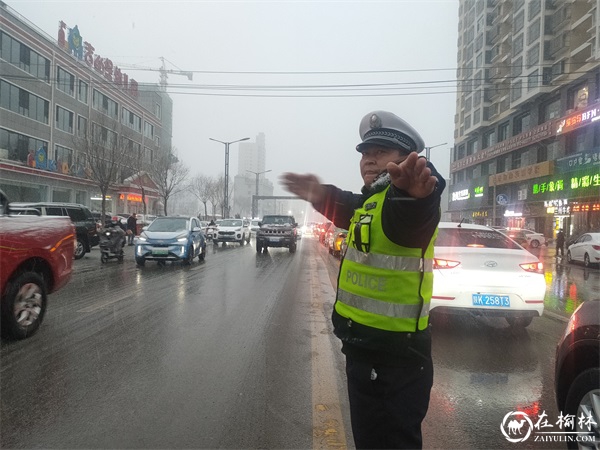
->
xmin=147 ymin=218 xmax=188 ymax=232
xmin=262 ymin=216 xmax=293 ymax=225
xmin=251 ymin=220 xmax=260 ymax=226
xmin=220 ymin=219 xmax=242 ymax=227
xmin=436 ymin=228 xmax=521 ymax=250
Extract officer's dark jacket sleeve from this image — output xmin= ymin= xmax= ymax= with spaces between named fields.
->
xmin=312 ymin=186 xmax=361 ymax=228
xmin=382 ymin=161 xmax=446 ymax=249
xmin=312 ymin=161 xmax=446 ymax=239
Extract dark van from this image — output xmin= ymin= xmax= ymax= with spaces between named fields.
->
xmin=11 ymin=202 xmax=99 ymax=259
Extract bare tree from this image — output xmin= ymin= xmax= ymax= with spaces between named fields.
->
xmin=189 ymin=174 xmax=214 ymax=220
xmin=74 ymin=117 xmax=129 ymax=221
xmin=151 ymin=147 xmax=190 ymax=216
xmin=122 ymin=143 xmax=149 ymax=216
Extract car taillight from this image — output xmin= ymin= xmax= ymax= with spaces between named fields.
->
xmin=592 ymin=245 xmax=600 ymax=251
xmin=519 ymin=261 xmax=544 ymax=274
xmin=433 ymin=258 xmax=461 ymax=269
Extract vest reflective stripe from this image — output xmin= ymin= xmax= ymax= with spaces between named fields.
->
xmin=344 ymin=247 xmax=433 ymax=273
xmin=338 ymin=289 xmax=431 ymax=320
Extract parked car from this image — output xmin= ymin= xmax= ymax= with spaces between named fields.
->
xmin=10 ymin=201 xmax=99 ymax=259
xmin=327 ymin=228 xmax=347 ymax=258
xmin=506 ymin=228 xmax=547 ymax=248
xmin=430 ymin=222 xmax=545 ymax=328
xmin=555 ymin=300 xmax=599 ymax=449
xmin=137 ymin=214 xmax=157 ymax=226
xmin=567 ymin=232 xmax=600 ymax=268
xmin=250 ymin=218 xmax=261 ymax=238
xmin=135 ymin=216 xmax=206 ymax=266
xmin=0 ymin=191 xmax=75 ymax=339
xmin=214 ymin=218 xmax=251 ymax=246
xmin=91 ymin=212 xmax=112 ymax=230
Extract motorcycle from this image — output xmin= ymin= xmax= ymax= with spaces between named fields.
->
xmin=205 ymin=225 xmax=217 ymax=242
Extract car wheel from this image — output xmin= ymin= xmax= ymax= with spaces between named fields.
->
xmin=529 ymin=239 xmax=540 ymax=248
xmin=101 ymin=252 xmax=108 ymax=263
xmin=505 ymin=316 xmax=533 ymax=328
xmin=567 ymin=250 xmax=573 ymax=263
xmin=183 ymin=246 xmax=194 ymax=265
xmin=564 ymin=368 xmax=600 ymax=450
xmin=74 ymin=238 xmax=86 ymax=260
xmin=289 ymin=243 xmax=297 ymax=253
xmin=135 ymin=256 xmax=145 ymax=266
xmin=1 ymin=272 xmax=47 ymax=340
xmin=198 ymin=246 xmax=205 ymax=261
xmin=584 ymin=253 xmax=591 ymax=268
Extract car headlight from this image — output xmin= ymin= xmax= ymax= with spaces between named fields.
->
xmin=177 ymin=237 xmax=188 ymax=242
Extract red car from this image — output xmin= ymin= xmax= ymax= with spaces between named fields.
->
xmin=0 ymin=192 xmax=75 ymax=340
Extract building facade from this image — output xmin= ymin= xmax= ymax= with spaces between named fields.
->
xmin=0 ymin=2 xmax=173 ymax=215
xmin=451 ymin=0 xmax=600 ymax=239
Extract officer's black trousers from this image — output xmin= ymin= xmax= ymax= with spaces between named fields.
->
xmin=345 ymin=355 xmax=434 ymax=449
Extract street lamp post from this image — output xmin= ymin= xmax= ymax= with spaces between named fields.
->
xmin=424 ymin=142 xmax=448 ymax=161
xmin=246 ymin=169 xmax=272 ymax=218
xmin=209 ymin=137 xmax=250 ymax=218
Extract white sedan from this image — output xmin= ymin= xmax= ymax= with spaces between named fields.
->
xmin=430 ymin=222 xmax=546 ymax=328
xmin=567 ymin=232 xmax=600 ymax=268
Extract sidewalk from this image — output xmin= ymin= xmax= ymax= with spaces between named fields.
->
xmin=533 ymin=245 xmax=585 ymax=323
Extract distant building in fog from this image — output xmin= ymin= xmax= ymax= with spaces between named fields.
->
xmin=233 ymin=132 xmax=273 ymax=218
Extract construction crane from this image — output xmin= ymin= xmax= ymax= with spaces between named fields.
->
xmin=159 ymin=56 xmax=193 ymax=90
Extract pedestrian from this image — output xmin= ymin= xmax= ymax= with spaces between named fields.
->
xmin=281 ymin=110 xmax=446 ymax=449
xmin=556 ymin=228 xmax=565 ymax=258
xmin=126 ymin=213 xmax=137 ymax=245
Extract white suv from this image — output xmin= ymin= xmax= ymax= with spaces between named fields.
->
xmin=214 ymin=218 xmax=251 ymax=246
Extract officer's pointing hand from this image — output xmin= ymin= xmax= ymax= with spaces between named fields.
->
xmin=281 ymin=172 xmax=327 ymax=204
xmin=386 ymin=152 xmax=437 ymax=199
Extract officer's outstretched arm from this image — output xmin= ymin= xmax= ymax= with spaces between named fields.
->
xmin=280 ymin=172 xmax=327 ymax=204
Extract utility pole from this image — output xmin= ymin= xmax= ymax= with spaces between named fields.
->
xmin=247 ymin=169 xmax=271 ymax=218
xmin=209 ymin=137 xmax=250 ymax=218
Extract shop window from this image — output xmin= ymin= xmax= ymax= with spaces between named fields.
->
xmin=498 ymin=122 xmax=509 ymax=141
xmin=568 ymin=84 xmax=589 ymax=110
xmin=513 ymin=113 xmax=531 ymax=135
xmin=542 ymin=97 xmax=561 ymax=121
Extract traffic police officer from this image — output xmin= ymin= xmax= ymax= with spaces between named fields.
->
xmin=281 ymin=111 xmax=445 ymax=449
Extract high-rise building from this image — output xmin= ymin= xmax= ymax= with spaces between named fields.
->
xmin=0 ymin=2 xmax=173 ymax=215
xmin=233 ymin=132 xmax=273 ymax=218
xmin=450 ymin=0 xmax=600 ymax=238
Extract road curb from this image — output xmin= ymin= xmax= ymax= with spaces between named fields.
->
xmin=544 ymin=310 xmax=570 ymax=323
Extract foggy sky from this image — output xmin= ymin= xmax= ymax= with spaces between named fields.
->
xmin=7 ymin=0 xmax=459 ymax=195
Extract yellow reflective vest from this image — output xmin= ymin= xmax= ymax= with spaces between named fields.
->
xmin=335 ymin=186 xmax=437 ymax=332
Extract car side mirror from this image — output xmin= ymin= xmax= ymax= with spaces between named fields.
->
xmin=294 ymin=223 xmax=298 ymax=227
xmin=258 ymin=222 xmax=262 ymax=226
xmin=142 ymin=226 xmax=148 ymax=231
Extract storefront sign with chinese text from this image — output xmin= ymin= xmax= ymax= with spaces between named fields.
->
xmin=58 ymin=21 xmax=138 ymax=98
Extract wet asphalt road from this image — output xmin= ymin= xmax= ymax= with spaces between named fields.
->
xmin=1 ymin=236 xmax=596 ymax=449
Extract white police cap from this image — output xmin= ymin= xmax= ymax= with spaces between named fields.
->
xmin=356 ymin=111 xmax=425 ymax=154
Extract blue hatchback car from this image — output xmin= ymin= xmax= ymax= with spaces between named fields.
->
xmin=134 ymin=216 xmax=206 ymax=266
